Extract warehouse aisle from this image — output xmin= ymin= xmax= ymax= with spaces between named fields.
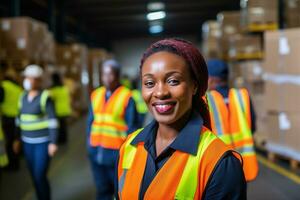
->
xmin=1 ymin=117 xmax=300 ymax=200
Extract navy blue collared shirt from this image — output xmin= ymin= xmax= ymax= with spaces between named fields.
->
xmin=115 ymin=111 xmax=246 ymax=200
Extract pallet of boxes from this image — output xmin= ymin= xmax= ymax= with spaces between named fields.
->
xmin=263 ymin=28 xmax=300 ymax=170
xmin=0 ymin=17 xmax=55 ymax=84
xmin=56 ymin=43 xmax=89 ymax=118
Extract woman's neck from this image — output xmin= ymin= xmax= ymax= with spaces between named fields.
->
xmin=156 ymin=109 xmax=193 ymax=156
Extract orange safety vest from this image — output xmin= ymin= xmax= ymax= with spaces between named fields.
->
xmin=90 ymin=86 xmax=132 ymax=149
xmin=118 ymin=127 xmax=241 ymax=199
xmin=207 ymin=88 xmax=258 ymax=181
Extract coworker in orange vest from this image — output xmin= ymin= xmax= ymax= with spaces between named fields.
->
xmin=206 ymin=58 xmax=258 ymax=181
xmin=87 ymin=59 xmax=138 ymax=200
xmin=116 ymin=39 xmax=246 ymax=200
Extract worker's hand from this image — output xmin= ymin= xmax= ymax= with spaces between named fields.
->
xmin=13 ymin=140 xmax=21 ymax=154
xmin=48 ymin=143 xmax=58 ymax=157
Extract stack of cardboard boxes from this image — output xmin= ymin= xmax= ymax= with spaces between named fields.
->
xmin=201 ymin=20 xmax=222 ymax=59
xmin=0 ymin=17 xmax=55 ymax=64
xmin=56 ymin=43 xmax=89 ymax=116
xmin=263 ymin=28 xmax=300 ymax=161
xmin=241 ymin=0 xmax=278 ymax=31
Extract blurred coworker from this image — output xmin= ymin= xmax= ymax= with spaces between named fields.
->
xmin=206 ymin=59 xmax=258 ymax=181
xmin=131 ymin=78 xmax=148 ymax=128
xmin=87 ymin=59 xmax=138 ymax=200
xmin=0 ymin=69 xmax=23 ymax=170
xmin=17 ymin=65 xmax=58 ymax=200
xmin=49 ymin=73 xmax=71 ymax=144
xmin=0 ymin=117 xmax=9 ymax=176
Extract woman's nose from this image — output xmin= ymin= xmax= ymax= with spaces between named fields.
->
xmin=154 ymin=83 xmax=170 ymax=99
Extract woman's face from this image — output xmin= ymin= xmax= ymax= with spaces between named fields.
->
xmin=141 ymin=51 xmax=197 ymax=125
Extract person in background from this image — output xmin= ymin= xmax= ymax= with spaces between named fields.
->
xmin=116 ymin=38 xmax=246 ymax=199
xmin=49 ymin=72 xmax=72 ymax=145
xmin=0 ymin=116 xmax=9 ymax=178
xmin=17 ymin=64 xmax=58 ymax=200
xmin=0 ymin=68 xmax=23 ymax=171
xmin=87 ymin=59 xmax=138 ymax=200
xmin=131 ymin=78 xmax=148 ymax=128
xmin=206 ymin=58 xmax=258 ymax=181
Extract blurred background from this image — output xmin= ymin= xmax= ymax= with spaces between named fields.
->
xmin=0 ymin=0 xmax=300 ymax=199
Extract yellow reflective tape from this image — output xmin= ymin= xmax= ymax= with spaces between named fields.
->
xmin=94 ymin=114 xmax=126 ymax=126
xmin=122 ymin=128 xmax=143 ymax=169
xmin=175 ymin=131 xmax=216 ymax=199
xmin=20 ymin=114 xmax=43 ymax=121
xmin=20 ymin=121 xmax=49 ymax=131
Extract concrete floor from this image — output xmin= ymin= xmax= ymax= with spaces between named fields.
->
xmin=1 ymin=117 xmax=300 ymax=200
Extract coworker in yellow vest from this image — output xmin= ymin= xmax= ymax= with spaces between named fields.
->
xmin=131 ymin=78 xmax=148 ymax=128
xmin=0 ymin=69 xmax=23 ymax=170
xmin=87 ymin=59 xmax=138 ymax=200
xmin=49 ymin=73 xmax=72 ymax=144
xmin=206 ymin=59 xmax=258 ymax=181
xmin=0 ymin=118 xmax=9 ymax=176
xmin=116 ymin=38 xmax=246 ymax=200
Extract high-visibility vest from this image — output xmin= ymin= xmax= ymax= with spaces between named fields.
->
xmin=0 ymin=80 xmax=23 ymax=117
xmin=207 ymin=88 xmax=258 ymax=181
xmin=90 ymin=86 xmax=132 ymax=149
xmin=19 ymin=90 xmax=51 ymax=131
xmin=118 ymin=127 xmax=240 ymax=200
xmin=131 ymin=89 xmax=147 ymax=114
xmin=49 ymin=86 xmax=71 ymax=117
xmin=0 ymin=120 xmax=8 ymax=167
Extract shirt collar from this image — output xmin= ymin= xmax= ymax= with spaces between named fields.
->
xmin=131 ymin=111 xmax=203 ymax=156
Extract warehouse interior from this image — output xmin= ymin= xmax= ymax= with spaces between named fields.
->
xmin=1 ymin=0 xmax=300 ymax=200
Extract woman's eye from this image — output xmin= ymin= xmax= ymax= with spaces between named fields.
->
xmin=144 ymin=81 xmax=154 ymax=88
xmin=167 ymin=79 xmax=179 ymax=86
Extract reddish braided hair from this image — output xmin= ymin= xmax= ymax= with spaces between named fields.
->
xmin=140 ymin=38 xmax=211 ymax=130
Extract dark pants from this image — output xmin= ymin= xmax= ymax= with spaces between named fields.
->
xmin=23 ymin=142 xmax=51 ymax=200
xmin=57 ymin=117 xmax=68 ymax=144
xmin=2 ymin=116 xmax=19 ymax=170
xmin=88 ymin=146 xmax=116 ymax=200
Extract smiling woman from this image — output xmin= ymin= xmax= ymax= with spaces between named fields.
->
xmin=116 ymin=38 xmax=247 ymax=200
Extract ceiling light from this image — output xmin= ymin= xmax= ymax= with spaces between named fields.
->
xmin=147 ymin=11 xmax=166 ymax=21
xmin=147 ymin=2 xmax=165 ymax=11
xmin=149 ymin=25 xmax=163 ymax=34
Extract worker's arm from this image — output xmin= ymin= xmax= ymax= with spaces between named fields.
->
xmin=45 ymin=97 xmax=59 ymax=144
xmin=124 ymin=97 xmax=139 ymax=134
xmin=202 ymin=152 xmax=247 ymax=200
xmin=249 ymin=97 xmax=256 ymax=134
xmin=86 ymin=103 xmax=94 ymax=145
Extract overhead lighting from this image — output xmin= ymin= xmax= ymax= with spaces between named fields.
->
xmin=147 ymin=11 xmax=166 ymax=21
xmin=149 ymin=25 xmax=163 ymax=34
xmin=147 ymin=2 xmax=165 ymax=11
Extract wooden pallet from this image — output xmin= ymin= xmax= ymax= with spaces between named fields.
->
xmin=267 ymin=151 xmax=299 ymax=171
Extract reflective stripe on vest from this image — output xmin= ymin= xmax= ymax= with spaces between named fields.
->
xmin=207 ymin=88 xmax=258 ymax=181
xmin=90 ymin=86 xmax=131 ymax=149
xmin=1 ymin=80 xmax=23 ymax=117
xmin=132 ymin=90 xmax=148 ymax=114
xmin=19 ymin=91 xmax=50 ymax=131
xmin=0 ymin=120 xmax=8 ymax=167
xmin=49 ymin=86 xmax=71 ymax=117
xmin=118 ymin=128 xmax=237 ymax=199
xmin=207 ymin=91 xmax=233 ymax=145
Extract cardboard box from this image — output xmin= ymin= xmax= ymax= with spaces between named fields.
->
xmin=240 ymin=61 xmax=264 ymax=81
xmin=285 ymin=0 xmax=300 ymax=28
xmin=264 ymin=28 xmax=300 ymax=75
xmin=0 ymin=17 xmax=49 ymax=61
xmin=266 ymin=112 xmax=300 ymax=153
xmin=228 ymin=34 xmax=262 ymax=60
xmin=244 ymin=0 xmax=278 ymax=24
xmin=264 ymin=79 xmax=300 ymax=112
